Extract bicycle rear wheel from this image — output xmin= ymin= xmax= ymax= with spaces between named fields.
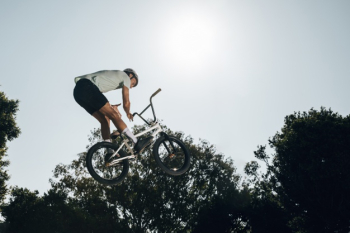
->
xmin=86 ymin=142 xmax=129 ymax=185
xmin=153 ymin=135 xmax=191 ymax=176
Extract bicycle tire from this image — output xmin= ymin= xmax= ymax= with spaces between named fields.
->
xmin=86 ymin=141 xmax=129 ymax=185
xmin=153 ymin=136 xmax=191 ymax=176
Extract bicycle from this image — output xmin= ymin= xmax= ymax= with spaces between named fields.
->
xmin=86 ymin=89 xmax=191 ymax=185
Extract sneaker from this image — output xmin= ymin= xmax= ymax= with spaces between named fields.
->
xmin=134 ymin=136 xmax=153 ymax=154
xmin=110 ymin=131 xmax=120 ymax=140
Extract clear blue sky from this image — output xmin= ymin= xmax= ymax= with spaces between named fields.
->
xmin=1 ymin=0 xmax=350 ymax=195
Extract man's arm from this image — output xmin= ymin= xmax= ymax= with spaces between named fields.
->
xmin=122 ymin=86 xmax=133 ymax=121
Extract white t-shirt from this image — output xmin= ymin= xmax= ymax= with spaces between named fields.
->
xmin=74 ymin=70 xmax=131 ymax=93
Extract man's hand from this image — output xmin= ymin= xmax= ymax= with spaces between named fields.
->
xmin=127 ymin=112 xmax=134 ymax=122
xmin=111 ymin=104 xmax=122 ymax=118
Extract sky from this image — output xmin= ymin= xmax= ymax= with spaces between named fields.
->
xmin=1 ymin=0 xmax=350 ymax=195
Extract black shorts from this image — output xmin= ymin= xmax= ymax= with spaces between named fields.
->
xmin=73 ymin=79 xmax=108 ymax=115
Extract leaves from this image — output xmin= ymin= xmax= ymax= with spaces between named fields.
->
xmin=0 ymin=90 xmax=20 ymax=206
xmin=0 ymin=91 xmax=20 ymax=149
xmin=48 ymin=125 xmax=247 ymax=232
xmin=246 ymin=107 xmax=350 ymax=232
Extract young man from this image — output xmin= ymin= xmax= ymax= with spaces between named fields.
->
xmin=73 ymin=68 xmax=152 ymax=163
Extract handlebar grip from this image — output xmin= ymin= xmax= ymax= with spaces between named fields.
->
xmin=151 ymin=88 xmax=162 ymax=98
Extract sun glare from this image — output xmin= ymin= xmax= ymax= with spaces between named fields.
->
xmin=158 ymin=9 xmax=221 ymax=72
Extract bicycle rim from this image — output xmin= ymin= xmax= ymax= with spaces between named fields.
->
xmin=87 ymin=142 xmax=129 ymax=185
xmin=155 ymin=136 xmax=190 ymax=175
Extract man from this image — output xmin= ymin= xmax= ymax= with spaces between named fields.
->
xmin=73 ymin=68 xmax=152 ymax=163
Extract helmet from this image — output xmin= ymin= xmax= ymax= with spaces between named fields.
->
xmin=123 ymin=68 xmax=139 ymax=87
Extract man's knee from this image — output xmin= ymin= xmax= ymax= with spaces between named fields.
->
xmin=105 ymin=110 xmax=120 ymax=121
xmin=99 ymin=103 xmax=121 ymax=121
xmin=93 ymin=111 xmax=109 ymax=125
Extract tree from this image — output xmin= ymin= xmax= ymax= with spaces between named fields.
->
xmin=246 ymin=108 xmax=350 ymax=232
xmin=1 ymin=123 xmax=250 ymax=232
xmin=1 ymin=186 xmax=122 ymax=233
xmin=0 ymin=90 xmax=20 ymax=205
xmin=244 ymin=161 xmax=292 ymax=233
xmin=192 ymin=186 xmax=250 ymax=233
xmin=47 ymin=124 xmax=249 ymax=232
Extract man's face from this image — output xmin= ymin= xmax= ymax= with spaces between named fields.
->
xmin=130 ymin=77 xmax=137 ymax=88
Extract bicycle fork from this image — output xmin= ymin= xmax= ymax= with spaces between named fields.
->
xmin=160 ymin=132 xmax=179 ymax=159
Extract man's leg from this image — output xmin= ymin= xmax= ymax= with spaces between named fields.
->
xmin=98 ymin=102 xmax=153 ymax=153
xmin=92 ymin=107 xmax=119 ymax=163
xmin=92 ymin=111 xmax=111 ymax=140
xmin=98 ymin=102 xmax=127 ymax=133
xmin=98 ymin=102 xmax=138 ymax=144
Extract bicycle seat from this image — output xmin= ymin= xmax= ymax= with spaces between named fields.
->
xmin=110 ymin=131 xmax=120 ymax=139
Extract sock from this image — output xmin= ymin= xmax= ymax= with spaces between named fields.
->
xmin=104 ymin=139 xmax=112 ymax=143
xmin=122 ymin=128 xmax=138 ymax=144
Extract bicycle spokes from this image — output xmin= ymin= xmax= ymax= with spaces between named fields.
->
xmin=158 ymin=140 xmax=186 ymax=171
xmin=91 ymin=146 xmax=124 ymax=180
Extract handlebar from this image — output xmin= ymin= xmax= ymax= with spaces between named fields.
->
xmin=132 ymin=88 xmax=162 ymax=125
xmin=151 ymin=88 xmax=161 ymax=98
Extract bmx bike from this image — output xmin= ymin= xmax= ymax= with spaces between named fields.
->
xmin=86 ymin=89 xmax=191 ymax=185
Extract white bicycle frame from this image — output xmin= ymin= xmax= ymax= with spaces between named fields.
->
xmin=108 ymin=122 xmax=163 ymax=166
xmin=107 ymin=88 xmax=163 ymax=166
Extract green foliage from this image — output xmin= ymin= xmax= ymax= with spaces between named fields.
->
xmin=0 ymin=91 xmax=20 ymax=149
xmin=244 ymin=157 xmax=292 ymax=233
xmin=47 ymin=124 xmax=247 ymax=232
xmin=1 ymin=124 xmax=249 ymax=232
xmin=192 ymin=186 xmax=250 ymax=233
xmin=3 ymin=105 xmax=350 ymax=232
xmin=1 ymin=187 xmax=120 ymax=233
xmin=246 ymin=107 xmax=350 ymax=232
xmin=0 ymin=90 xmax=20 ymax=206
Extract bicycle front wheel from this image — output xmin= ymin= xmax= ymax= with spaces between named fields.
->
xmin=153 ymin=135 xmax=191 ymax=176
xmin=86 ymin=142 xmax=129 ymax=185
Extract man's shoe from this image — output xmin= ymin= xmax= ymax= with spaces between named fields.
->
xmin=134 ymin=136 xmax=153 ymax=154
xmin=110 ymin=131 xmax=120 ymax=140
